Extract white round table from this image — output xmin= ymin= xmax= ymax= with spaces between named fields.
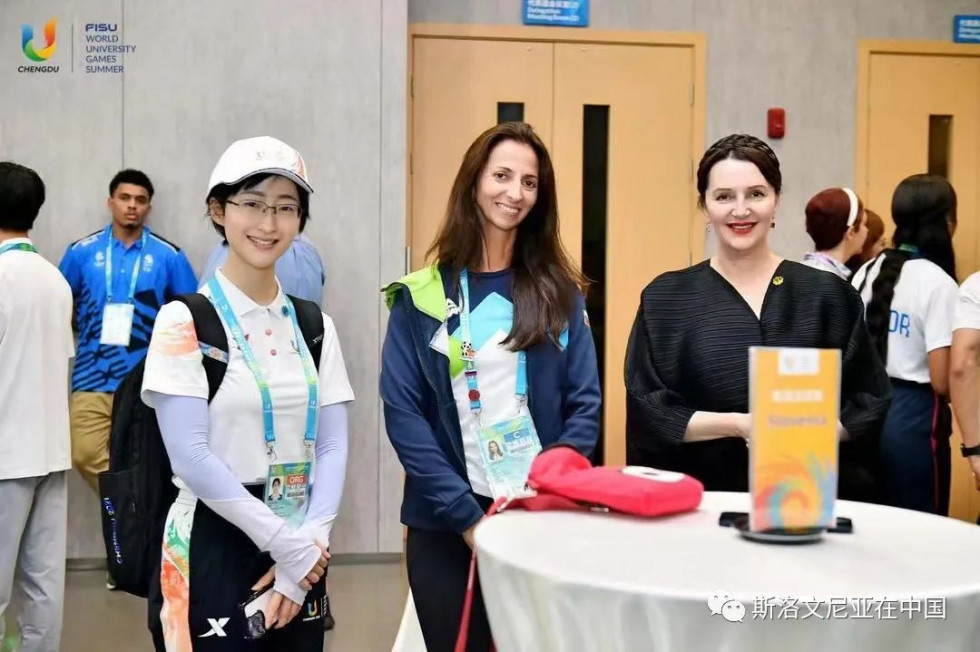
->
xmin=474 ymin=492 xmax=980 ymax=652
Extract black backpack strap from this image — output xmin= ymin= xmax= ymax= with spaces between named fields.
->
xmin=174 ymin=293 xmax=229 ymax=402
xmin=289 ymin=295 xmax=325 ymax=371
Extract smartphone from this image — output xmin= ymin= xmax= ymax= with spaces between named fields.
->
xmin=827 ymin=516 xmax=853 ymax=534
xmin=718 ymin=511 xmax=747 ymax=527
xmin=240 ymin=585 xmax=273 ymax=640
xmin=719 ymin=511 xmax=852 ymax=533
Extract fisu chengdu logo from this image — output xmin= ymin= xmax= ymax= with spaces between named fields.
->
xmin=22 ymin=19 xmax=56 ymax=61
xmin=17 ymin=18 xmax=132 ymax=74
xmin=19 ymin=18 xmax=59 ymax=73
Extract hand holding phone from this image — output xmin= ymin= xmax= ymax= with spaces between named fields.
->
xmin=240 ymin=585 xmax=274 ymax=640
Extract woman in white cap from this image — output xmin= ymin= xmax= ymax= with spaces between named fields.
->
xmin=141 ymin=136 xmax=354 ymax=650
xmin=802 ymin=187 xmax=869 ymax=280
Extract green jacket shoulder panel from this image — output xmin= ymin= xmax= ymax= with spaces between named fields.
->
xmin=382 ymin=265 xmax=447 ymax=322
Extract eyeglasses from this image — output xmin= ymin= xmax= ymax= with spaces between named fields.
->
xmin=226 ymin=199 xmax=303 ymax=219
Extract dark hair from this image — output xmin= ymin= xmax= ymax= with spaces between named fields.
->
xmin=0 ymin=162 xmax=45 ymax=232
xmin=426 ymin=122 xmax=587 ymax=351
xmin=109 ymin=169 xmax=154 ymax=199
xmin=272 ymin=478 xmax=281 ymax=487
xmin=846 ymin=208 xmax=885 ymax=272
xmin=696 ymin=134 xmax=781 ymax=208
xmin=206 ymin=173 xmax=310 ymax=238
xmin=805 ymin=188 xmax=864 ymax=251
xmin=866 ymin=174 xmax=957 ymax=361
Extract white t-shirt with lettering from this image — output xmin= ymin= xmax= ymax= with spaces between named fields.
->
xmin=852 ymin=257 xmax=957 ymax=384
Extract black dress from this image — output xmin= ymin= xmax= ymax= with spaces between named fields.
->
xmin=624 ymin=259 xmax=891 ymax=501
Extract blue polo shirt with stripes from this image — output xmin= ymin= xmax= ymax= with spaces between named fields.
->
xmin=58 ymin=226 xmax=199 ymax=393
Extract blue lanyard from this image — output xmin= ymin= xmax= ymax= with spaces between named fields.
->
xmin=459 ymin=268 xmax=527 ymax=415
xmin=0 ymin=242 xmax=37 ymax=255
xmin=207 ymin=278 xmax=319 ymax=458
xmin=104 ymin=227 xmax=147 ymax=304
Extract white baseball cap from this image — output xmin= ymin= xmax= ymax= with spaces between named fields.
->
xmin=207 ymin=136 xmax=313 ymax=196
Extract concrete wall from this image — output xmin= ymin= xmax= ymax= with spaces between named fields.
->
xmin=1 ymin=0 xmax=408 ymax=557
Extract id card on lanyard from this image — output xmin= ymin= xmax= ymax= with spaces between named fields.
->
xmin=459 ymin=268 xmax=542 ymax=499
xmin=207 ymin=278 xmax=319 ymax=528
xmin=100 ymin=227 xmax=147 ymax=347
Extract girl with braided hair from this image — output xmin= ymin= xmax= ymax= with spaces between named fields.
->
xmin=851 ymin=174 xmax=959 ymax=514
xmin=625 ymin=134 xmax=890 ymax=501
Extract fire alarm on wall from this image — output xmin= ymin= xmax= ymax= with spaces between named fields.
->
xmin=768 ymin=108 xmax=786 ymax=139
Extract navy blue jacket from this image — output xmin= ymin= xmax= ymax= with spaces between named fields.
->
xmin=380 ymin=266 xmax=601 ymax=533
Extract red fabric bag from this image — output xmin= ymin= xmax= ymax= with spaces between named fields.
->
xmin=454 ymin=445 xmax=704 ymax=651
xmin=513 ymin=444 xmax=704 ymax=515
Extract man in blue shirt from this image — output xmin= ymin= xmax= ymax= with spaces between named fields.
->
xmin=200 ymin=233 xmax=325 ymax=307
xmin=59 ymin=169 xmax=198 ymax=496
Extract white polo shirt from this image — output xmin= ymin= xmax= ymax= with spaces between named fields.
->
xmin=0 ymin=238 xmax=75 ymax=480
xmin=954 ymin=272 xmax=980 ymax=332
xmin=852 ymin=256 xmax=958 ymax=384
xmin=141 ymin=269 xmax=354 ymax=484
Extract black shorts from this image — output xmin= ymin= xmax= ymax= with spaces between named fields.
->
xmin=148 ymin=484 xmax=327 ymax=651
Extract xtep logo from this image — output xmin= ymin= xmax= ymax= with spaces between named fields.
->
xmin=200 ymin=618 xmax=229 ymax=638
xmin=21 ymin=19 xmax=57 ymax=61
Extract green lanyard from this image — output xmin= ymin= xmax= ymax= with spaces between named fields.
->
xmin=0 ymin=242 xmax=38 ymax=255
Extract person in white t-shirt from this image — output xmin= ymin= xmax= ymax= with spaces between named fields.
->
xmin=852 ymin=174 xmax=958 ymax=514
xmin=950 ymin=272 xmax=980 ymax=492
xmin=141 ymin=137 xmax=354 ymax=651
xmin=0 ymin=162 xmax=74 ymax=651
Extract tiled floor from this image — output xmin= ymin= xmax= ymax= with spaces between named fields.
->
xmin=57 ymin=562 xmax=408 ymax=651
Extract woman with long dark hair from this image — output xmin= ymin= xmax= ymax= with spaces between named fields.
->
xmin=380 ymin=122 xmax=600 ymax=651
xmin=852 ymin=174 xmax=959 ymax=514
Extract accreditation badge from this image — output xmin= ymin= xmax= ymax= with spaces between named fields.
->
xmin=476 ymin=413 xmax=542 ymax=500
xmin=264 ymin=461 xmax=312 ymax=528
xmin=100 ymin=303 xmax=135 ymax=346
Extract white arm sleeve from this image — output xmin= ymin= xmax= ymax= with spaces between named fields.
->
xmin=151 ymin=392 xmax=317 ymax=604
xmin=297 ymin=403 xmax=349 ymax=547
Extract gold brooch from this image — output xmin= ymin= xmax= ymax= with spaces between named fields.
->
xmin=772 ymin=276 xmax=784 ymax=286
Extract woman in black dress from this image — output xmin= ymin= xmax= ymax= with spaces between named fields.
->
xmin=624 ymin=134 xmax=890 ymax=501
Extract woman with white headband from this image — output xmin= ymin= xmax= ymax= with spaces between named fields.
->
xmin=802 ymin=187 xmax=869 ymax=279
xmin=852 ymin=174 xmax=959 ymax=514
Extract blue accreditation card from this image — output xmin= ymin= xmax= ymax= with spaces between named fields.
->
xmin=265 ymin=461 xmax=311 ymax=528
xmin=476 ymin=414 xmax=542 ymax=499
